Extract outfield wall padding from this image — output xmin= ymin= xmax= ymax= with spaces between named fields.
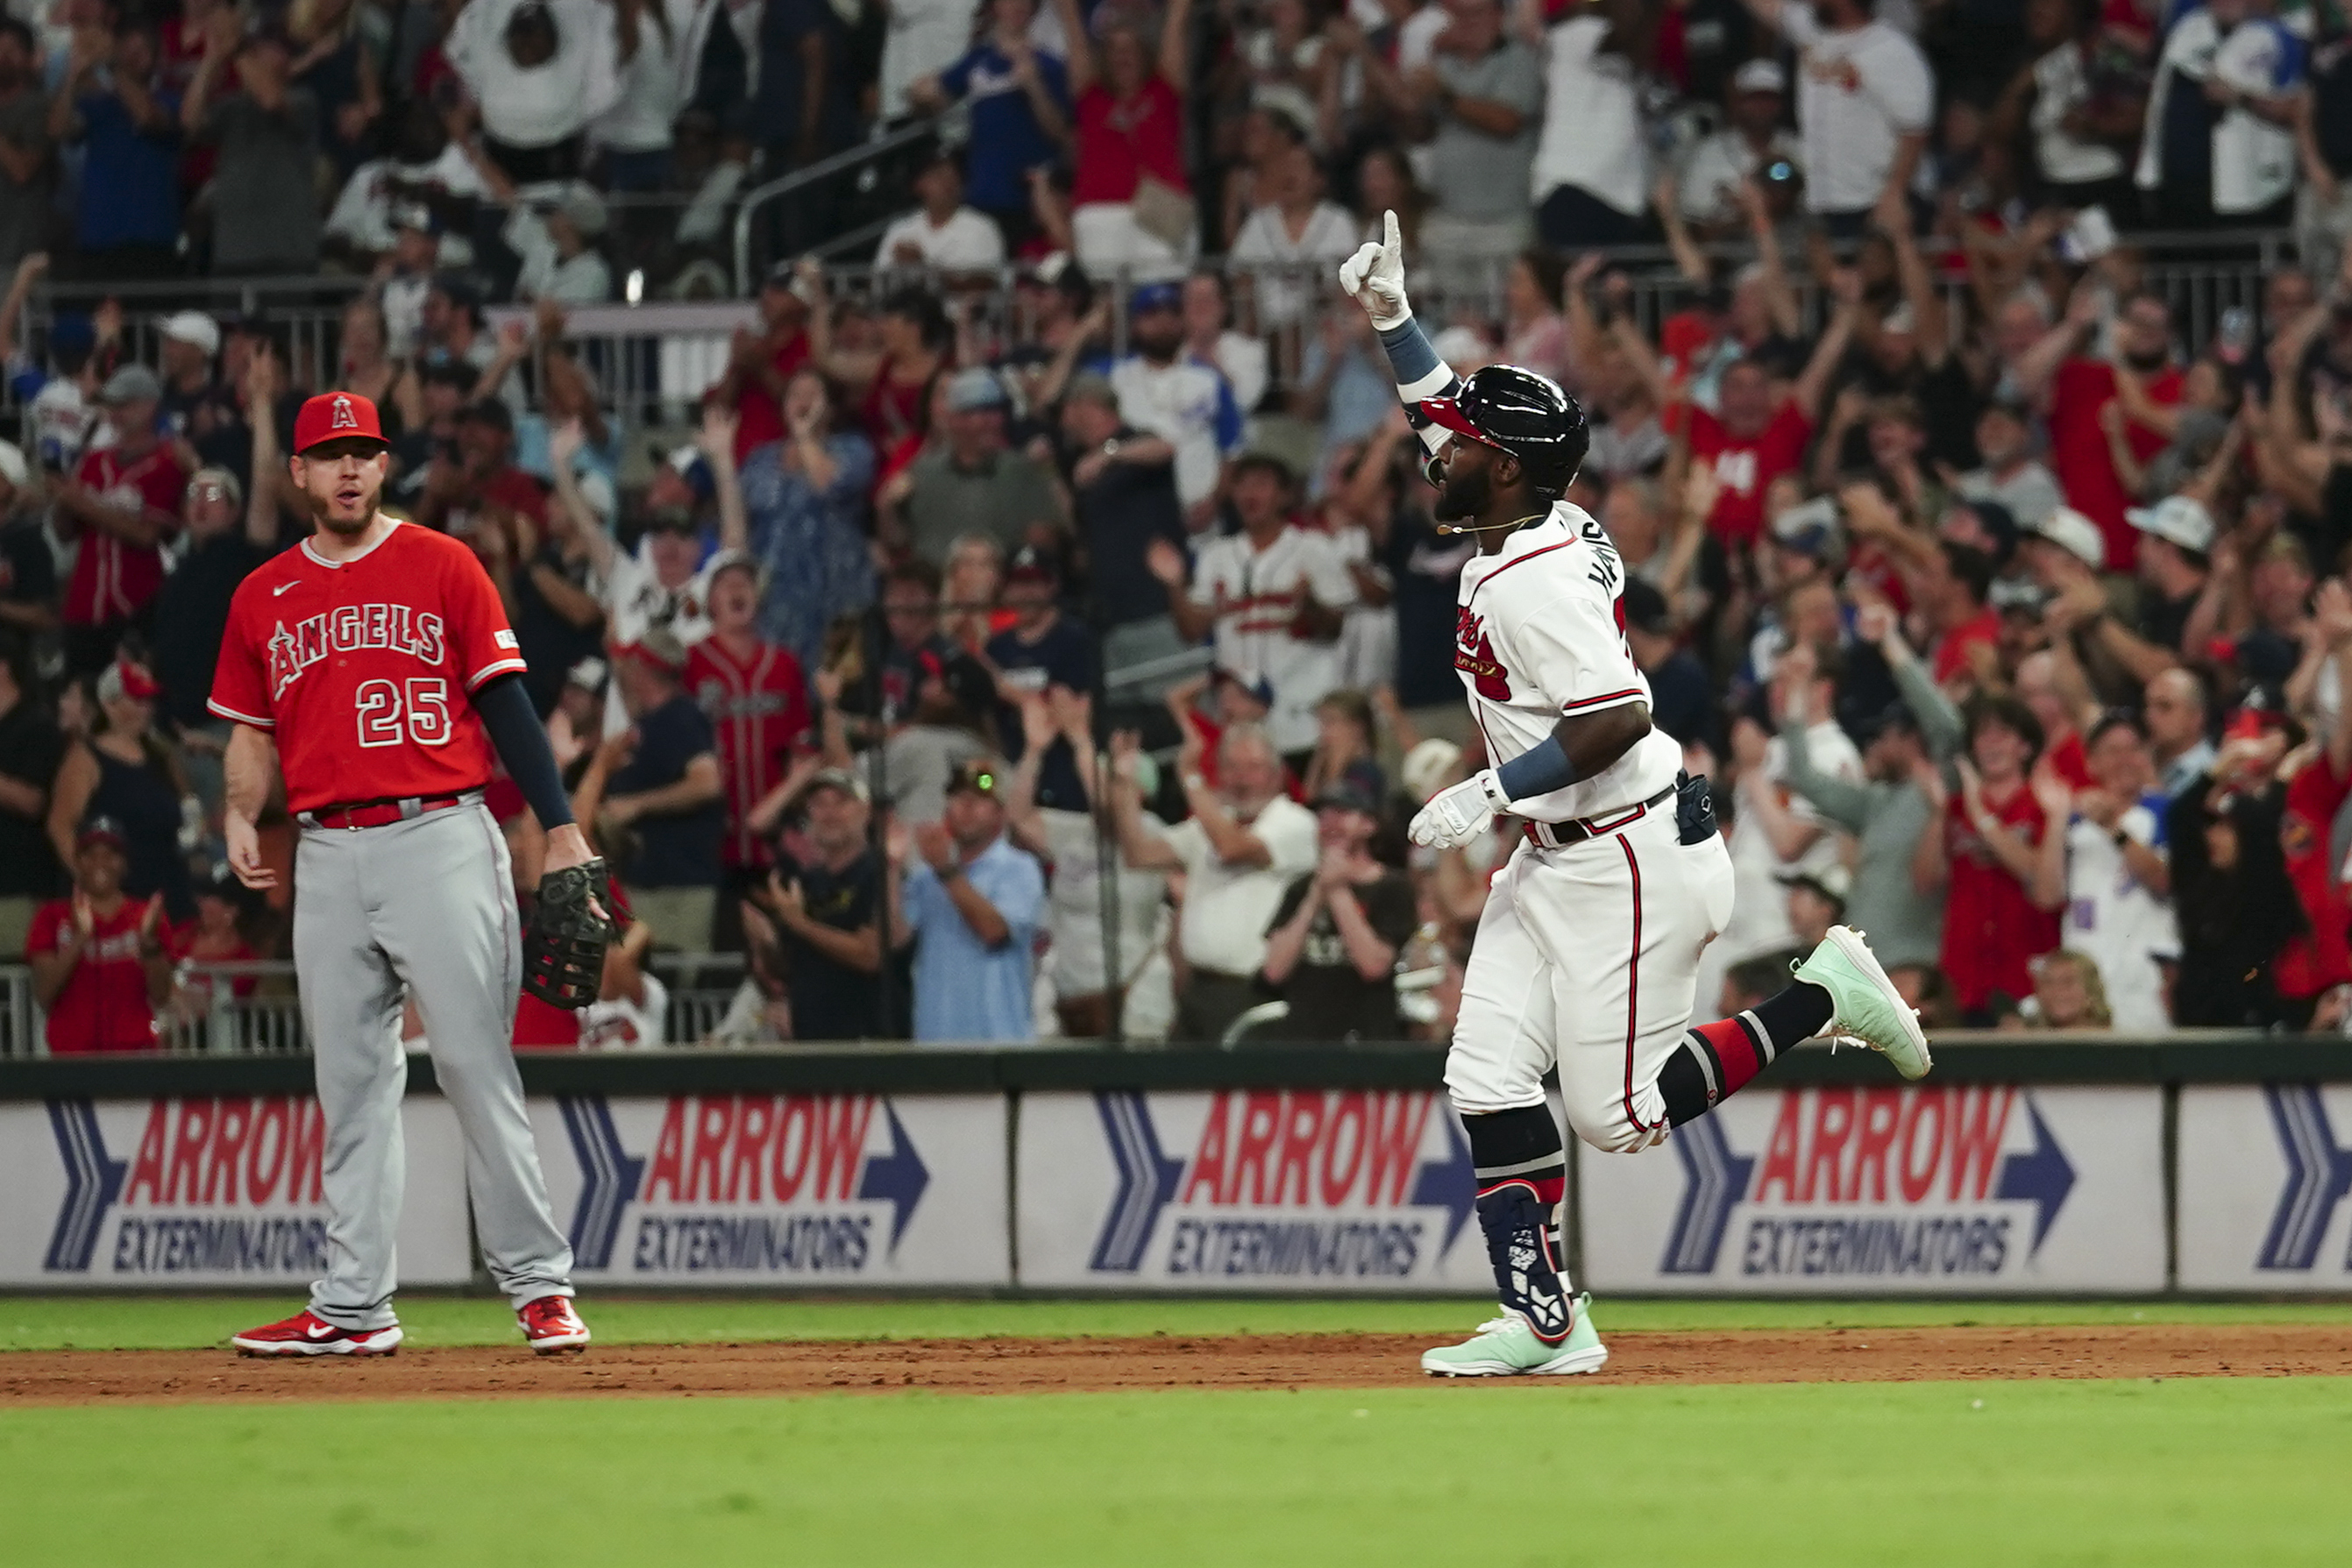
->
xmin=4 ymin=1036 xmax=2348 ymax=1294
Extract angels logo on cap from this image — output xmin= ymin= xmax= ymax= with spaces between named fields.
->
xmin=293 ymin=391 xmax=388 ymax=454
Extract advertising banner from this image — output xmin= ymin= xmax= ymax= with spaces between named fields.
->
xmin=529 ymin=1092 xmax=1008 ymax=1287
xmin=1579 ymin=1084 xmax=2165 ymax=1294
xmin=2177 ymin=1084 xmax=2352 ymax=1291
xmin=0 ymin=1096 xmax=472 ymax=1288
xmin=1015 ymin=1089 xmax=1493 ymax=1292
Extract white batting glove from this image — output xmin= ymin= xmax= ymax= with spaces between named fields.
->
xmin=1338 ymin=209 xmax=1412 ymax=331
xmin=1409 ymin=770 xmax=1508 ymax=850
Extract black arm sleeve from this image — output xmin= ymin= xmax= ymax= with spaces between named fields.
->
xmin=475 ymin=674 xmax=576 ymax=830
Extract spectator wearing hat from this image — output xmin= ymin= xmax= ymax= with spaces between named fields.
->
xmin=1257 ymin=777 xmax=1416 ymax=1042
xmin=183 ymin=26 xmax=323 ymax=275
xmin=416 ymin=396 xmax=551 ymax=560
xmin=876 ymin=148 xmax=1011 ymax=273
xmin=582 ymin=632 xmax=726 ymax=947
xmin=1677 ymin=59 xmax=1805 ymax=238
xmin=1152 ymin=453 xmax=1355 ymax=758
xmin=686 ymin=550 xmax=812 ymax=916
xmin=889 ymin=368 xmax=1062 ymax=565
xmin=1112 ymin=721 xmax=1319 ymax=1042
xmin=1957 ymin=394 xmax=2065 ymax=529
xmin=154 ymin=310 xmax=223 ymax=440
xmin=52 ymin=16 xmax=182 ymax=280
xmin=892 ymin=757 xmax=1047 ymax=1044
xmin=149 ymin=457 xmax=273 ymax=809
xmin=1916 ymin=692 xmax=2069 ymax=1025
xmin=2057 ymin=711 xmax=2178 ymax=1034
xmin=55 ymin=363 xmax=190 ymax=674
xmin=987 ymin=547 xmax=1097 ymax=812
xmin=47 ymin=652 xmax=195 ymax=923
xmin=0 ymin=630 xmax=63 ymax=957
xmin=745 ymin=766 xmax=899 ymax=1039
xmin=1110 ymin=280 xmax=1243 ymax=526
xmin=1055 ymin=371 xmax=1188 ymax=669
xmin=500 ymin=182 xmax=615 ymax=303
xmin=2126 ymin=493 xmax=2216 ymax=659
xmin=174 ymin=860 xmax=262 ymax=1028
xmin=1773 ymin=861 xmax=1850 ymax=960
xmin=1739 ymin=0 xmax=1932 ymax=236
xmin=26 ymin=816 xmax=174 ymax=1053
xmin=0 ymin=21 xmax=47 ymax=277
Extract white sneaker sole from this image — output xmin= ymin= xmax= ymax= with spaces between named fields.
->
xmin=232 ymin=1324 xmax=403 ymax=1358
xmin=1819 ymin=926 xmax=1932 ymax=1080
xmin=1421 ymin=1342 xmax=1609 ymax=1377
xmin=526 ymin=1329 xmax=591 ymax=1355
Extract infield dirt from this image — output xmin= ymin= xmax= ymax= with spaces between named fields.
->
xmin=5 ymin=1322 xmax=2350 ymax=1403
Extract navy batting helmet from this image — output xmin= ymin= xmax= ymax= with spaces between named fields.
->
xmin=1421 ymin=365 xmax=1588 ymax=497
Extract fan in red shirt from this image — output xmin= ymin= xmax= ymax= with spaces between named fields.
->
xmin=711 ymin=265 xmax=814 ymax=463
xmin=56 ymin=365 xmax=192 ymax=670
xmin=1674 ymin=300 xmax=1852 ymax=550
xmin=2042 ymin=290 xmax=2181 ymax=571
xmin=2270 ymin=715 xmax=2352 ymax=1017
xmin=26 ymin=817 xmax=175 ymax=1054
xmin=1920 ymin=696 xmax=2067 ymax=1022
xmin=1922 ymin=543 xmax=2001 ymax=691
xmin=686 ymin=556 xmax=812 ymax=876
xmin=1060 ymin=0 xmax=1195 ymax=273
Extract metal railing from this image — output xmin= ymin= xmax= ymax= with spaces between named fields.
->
xmin=0 ymin=955 xmax=751 ymax=1059
xmin=731 ymin=111 xmax=961 ymax=294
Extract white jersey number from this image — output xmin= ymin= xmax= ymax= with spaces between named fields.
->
xmin=355 ymin=678 xmax=452 ymax=749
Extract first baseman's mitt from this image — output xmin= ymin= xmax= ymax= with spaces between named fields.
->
xmin=522 ymin=858 xmax=621 ymax=1010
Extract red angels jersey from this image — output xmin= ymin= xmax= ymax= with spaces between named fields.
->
xmin=1453 ymin=505 xmax=1681 ymax=824
xmin=207 ymin=520 xmax=529 ymax=812
xmin=65 ymin=444 xmax=190 ymax=626
xmin=685 ymin=634 xmax=811 ymax=868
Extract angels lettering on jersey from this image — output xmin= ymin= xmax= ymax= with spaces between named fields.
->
xmin=267 ymin=603 xmax=453 ymax=700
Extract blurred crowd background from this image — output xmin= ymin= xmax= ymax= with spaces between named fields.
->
xmin=2 ymin=0 xmax=2350 ymax=1054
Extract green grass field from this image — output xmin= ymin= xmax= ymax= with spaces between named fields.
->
xmin=4 ymin=1297 xmax=2349 ymax=1567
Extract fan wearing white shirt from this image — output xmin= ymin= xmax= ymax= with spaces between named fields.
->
xmin=875 ymin=150 xmax=1010 ymax=273
xmin=1229 ymin=142 xmax=1361 ymax=329
xmin=444 ymin=0 xmax=623 ymax=179
xmin=1739 ymin=0 xmax=1932 ymax=234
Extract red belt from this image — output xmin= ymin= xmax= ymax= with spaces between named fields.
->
xmin=1522 ymin=784 xmax=1677 ymax=850
xmin=302 ymin=795 xmax=467 ymax=832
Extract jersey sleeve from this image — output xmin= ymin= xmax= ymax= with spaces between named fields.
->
xmin=1506 ymin=568 xmax=1648 ymax=717
xmin=444 ymin=543 xmax=530 ymax=693
xmin=1255 ymin=801 xmax=1320 ymax=878
xmin=206 ymin=585 xmax=275 ymax=728
xmin=25 ymin=899 xmax=65 ymax=959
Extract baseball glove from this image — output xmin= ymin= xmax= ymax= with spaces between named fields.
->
xmin=522 ymin=858 xmax=621 ymax=1010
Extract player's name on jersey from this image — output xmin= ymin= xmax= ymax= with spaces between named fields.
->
xmin=267 ymin=604 xmax=450 ymax=697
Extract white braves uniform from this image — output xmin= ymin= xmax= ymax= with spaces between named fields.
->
xmin=1189 ymin=524 xmax=1360 ymax=754
xmin=1446 ymin=506 xmax=1737 ymax=1153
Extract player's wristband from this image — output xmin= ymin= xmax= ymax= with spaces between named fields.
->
xmin=1492 ymin=736 xmax=1579 ymax=804
xmin=1376 ymin=316 xmax=1453 ymax=402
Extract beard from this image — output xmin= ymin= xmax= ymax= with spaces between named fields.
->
xmin=1432 ymin=459 xmax=1494 ymax=523
xmin=309 ymin=476 xmax=382 ymax=534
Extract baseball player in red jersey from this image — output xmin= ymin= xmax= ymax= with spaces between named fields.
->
xmin=1339 ymin=216 xmax=1932 ymax=1377
xmin=211 ymin=391 xmax=593 ymax=1357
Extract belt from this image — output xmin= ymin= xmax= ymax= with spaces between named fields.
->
xmin=300 ymin=793 xmax=472 ymax=832
xmin=1521 ymin=784 xmax=1678 ymax=851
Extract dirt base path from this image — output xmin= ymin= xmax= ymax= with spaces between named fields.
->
xmin=6 ymin=1323 xmax=2352 ymax=1405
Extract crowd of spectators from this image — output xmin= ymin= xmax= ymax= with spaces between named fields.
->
xmin=5 ymin=0 xmax=2352 ymax=1053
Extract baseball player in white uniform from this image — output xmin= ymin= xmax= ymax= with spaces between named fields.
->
xmin=1338 ymin=216 xmax=1933 ymax=1377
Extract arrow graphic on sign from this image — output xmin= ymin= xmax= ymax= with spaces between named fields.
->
xmin=1660 ymin=1114 xmax=1755 ymax=1274
xmin=559 ymin=1096 xmax=646 ymax=1270
xmin=1406 ymin=1114 xmax=1476 ymax=1253
xmin=856 ymin=1102 xmax=930 ymax=1253
xmin=1089 ymin=1091 xmax=1186 ymax=1273
xmin=2256 ymin=1085 xmax=2352 ymax=1271
xmin=1993 ymin=1098 xmax=2076 ymax=1257
xmin=43 ymin=1099 xmax=127 ymax=1273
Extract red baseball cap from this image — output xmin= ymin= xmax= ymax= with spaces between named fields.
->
xmin=292 ymin=391 xmax=389 ymax=456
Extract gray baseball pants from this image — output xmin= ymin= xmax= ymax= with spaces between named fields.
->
xmin=293 ymin=798 xmax=573 ymax=1329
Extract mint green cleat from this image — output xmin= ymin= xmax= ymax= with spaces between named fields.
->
xmin=1793 ymin=925 xmax=1932 ymax=1080
xmin=1421 ymin=1295 xmax=1608 ymax=1378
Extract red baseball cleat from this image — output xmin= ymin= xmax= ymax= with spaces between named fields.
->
xmin=518 ymin=1295 xmax=591 ymax=1354
xmin=231 ymin=1309 xmax=402 ymax=1358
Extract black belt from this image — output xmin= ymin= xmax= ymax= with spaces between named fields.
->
xmin=1521 ymin=784 xmax=1678 ymax=850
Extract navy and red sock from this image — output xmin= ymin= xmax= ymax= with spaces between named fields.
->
xmin=1659 ymin=979 xmax=1835 ymax=1126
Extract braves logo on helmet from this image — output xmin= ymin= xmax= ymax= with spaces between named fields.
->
xmin=1454 ymin=607 xmax=1510 ymax=700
